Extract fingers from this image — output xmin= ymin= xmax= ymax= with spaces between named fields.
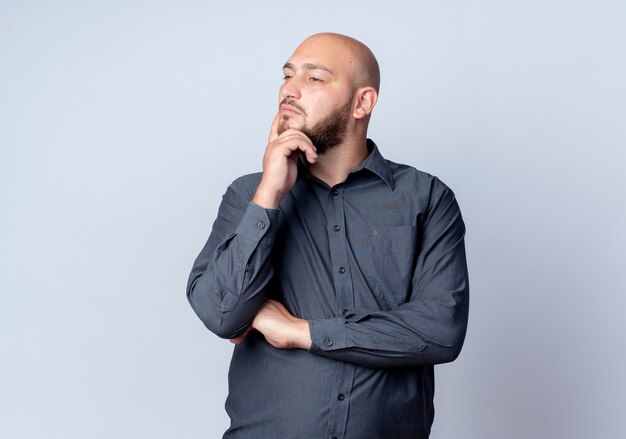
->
xmin=267 ymin=112 xmax=317 ymax=163
xmin=251 ymin=299 xmax=277 ymax=330
xmin=272 ymin=129 xmax=318 ymax=164
xmin=256 ymin=118 xmax=318 ymax=207
xmin=268 ymin=112 xmax=282 ymax=144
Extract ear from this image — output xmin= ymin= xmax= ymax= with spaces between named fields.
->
xmin=353 ymin=87 xmax=378 ymax=120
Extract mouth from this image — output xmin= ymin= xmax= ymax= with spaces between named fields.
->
xmin=280 ymin=104 xmax=303 ymax=116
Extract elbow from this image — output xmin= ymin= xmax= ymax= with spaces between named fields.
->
xmin=417 ymin=342 xmax=463 ymax=366
xmin=187 ymin=287 xmax=250 ymax=340
xmin=436 ymin=331 xmax=467 ymax=364
xmin=437 ymin=302 xmax=469 ymax=364
xmin=439 ymin=343 xmax=463 ymax=364
xmin=418 ymin=322 xmax=467 ymax=366
xmin=203 ymin=315 xmax=249 ymax=340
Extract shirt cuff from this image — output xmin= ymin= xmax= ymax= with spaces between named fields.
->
xmin=308 ymin=317 xmax=347 ymax=353
xmin=234 ymin=201 xmax=280 ymax=245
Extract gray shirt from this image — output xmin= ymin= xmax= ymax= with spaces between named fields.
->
xmin=187 ymin=140 xmax=469 ymax=439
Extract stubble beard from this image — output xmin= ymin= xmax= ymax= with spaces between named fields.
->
xmin=279 ymin=100 xmax=352 ymax=155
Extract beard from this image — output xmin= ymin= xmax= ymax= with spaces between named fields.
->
xmin=279 ymin=100 xmax=352 ymax=155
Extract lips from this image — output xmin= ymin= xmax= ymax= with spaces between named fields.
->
xmin=280 ymin=104 xmax=303 ymax=115
xmin=280 ymin=99 xmax=306 ymax=116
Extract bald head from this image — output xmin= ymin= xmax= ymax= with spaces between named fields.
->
xmin=294 ymin=33 xmax=380 ymax=93
xmin=278 ymin=33 xmax=380 ymax=145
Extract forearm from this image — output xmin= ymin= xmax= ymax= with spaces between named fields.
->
xmin=307 ymin=288 xmax=469 ymax=369
xmin=249 ymin=286 xmax=467 ymax=366
xmin=187 ymin=248 xmax=275 ymax=339
xmin=187 ymin=195 xmax=280 ymax=339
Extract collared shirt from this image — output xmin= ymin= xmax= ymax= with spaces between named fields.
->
xmin=187 ymin=139 xmax=469 ymax=439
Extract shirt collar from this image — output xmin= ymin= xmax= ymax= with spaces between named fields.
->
xmin=353 ymin=139 xmax=395 ymax=190
xmin=297 ymin=139 xmax=395 ymax=190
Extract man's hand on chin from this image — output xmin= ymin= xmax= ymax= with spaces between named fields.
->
xmin=229 ymin=299 xmax=312 ymax=350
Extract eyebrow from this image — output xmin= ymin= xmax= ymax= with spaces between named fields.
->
xmin=283 ymin=62 xmax=335 ymax=75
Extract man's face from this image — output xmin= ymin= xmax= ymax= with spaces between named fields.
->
xmin=277 ymin=39 xmax=356 ymax=153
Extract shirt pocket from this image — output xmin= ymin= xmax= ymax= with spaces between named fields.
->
xmin=365 ymin=225 xmax=418 ymax=307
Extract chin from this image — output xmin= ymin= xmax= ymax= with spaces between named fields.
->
xmin=279 ymin=119 xmax=305 ymax=135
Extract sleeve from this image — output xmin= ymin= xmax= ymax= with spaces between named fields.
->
xmin=307 ymin=184 xmax=469 ymax=369
xmin=186 ymin=181 xmax=280 ymax=339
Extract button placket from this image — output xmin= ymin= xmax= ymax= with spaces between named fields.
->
xmin=324 ymin=363 xmax=356 ymax=439
xmin=323 ymin=186 xmax=355 ymax=439
xmin=326 ymin=186 xmax=353 ymax=314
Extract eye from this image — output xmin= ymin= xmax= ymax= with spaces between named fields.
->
xmin=309 ymin=77 xmax=323 ymax=83
xmin=283 ymin=75 xmax=292 ymax=81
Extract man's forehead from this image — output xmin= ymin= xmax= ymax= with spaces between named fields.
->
xmin=284 ymin=45 xmax=354 ymax=76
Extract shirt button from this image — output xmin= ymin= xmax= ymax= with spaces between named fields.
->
xmin=333 ymin=225 xmax=341 ymax=232
xmin=332 ymin=189 xmax=339 ymax=196
xmin=257 ymin=221 xmax=265 ymax=229
xmin=325 ymin=338 xmax=333 ymax=347
xmin=339 ymin=267 xmax=345 ymax=274
xmin=337 ymin=393 xmax=345 ymax=401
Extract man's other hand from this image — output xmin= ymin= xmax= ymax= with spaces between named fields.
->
xmin=252 ymin=113 xmax=317 ymax=209
xmin=229 ymin=299 xmax=312 ymax=350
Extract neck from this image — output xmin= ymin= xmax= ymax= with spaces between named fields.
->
xmin=306 ymin=136 xmax=369 ymax=188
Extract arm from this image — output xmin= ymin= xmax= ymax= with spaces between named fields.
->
xmin=247 ymin=184 xmax=469 ymax=368
xmin=187 ymin=114 xmax=318 ymax=339
xmin=186 ymin=183 xmax=280 ymax=339
xmin=307 ymin=184 xmax=469 ymax=368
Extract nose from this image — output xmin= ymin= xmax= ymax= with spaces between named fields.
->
xmin=280 ymin=76 xmax=302 ymax=101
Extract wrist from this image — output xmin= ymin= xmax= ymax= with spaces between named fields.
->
xmin=291 ymin=318 xmax=312 ymax=350
xmin=253 ymin=183 xmax=284 ymax=209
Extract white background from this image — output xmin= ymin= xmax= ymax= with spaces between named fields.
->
xmin=2 ymin=1 xmax=625 ymax=438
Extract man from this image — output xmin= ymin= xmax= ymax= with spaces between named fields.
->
xmin=187 ymin=33 xmax=469 ymax=438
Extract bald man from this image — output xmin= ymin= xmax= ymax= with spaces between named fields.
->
xmin=187 ymin=33 xmax=469 ymax=439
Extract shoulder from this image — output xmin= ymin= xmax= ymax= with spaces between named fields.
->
xmin=226 ymin=172 xmax=263 ymax=204
xmin=386 ymin=160 xmax=464 ymax=231
xmin=386 ymin=159 xmax=455 ymax=201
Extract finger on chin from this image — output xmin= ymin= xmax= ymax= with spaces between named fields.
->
xmin=268 ymin=112 xmax=282 ymax=143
